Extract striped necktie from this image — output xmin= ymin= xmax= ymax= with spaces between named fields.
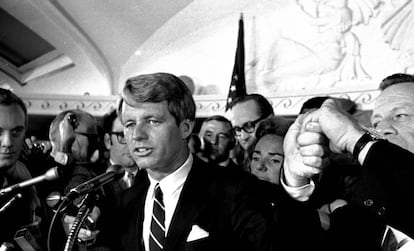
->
xmin=149 ymin=183 xmax=165 ymax=251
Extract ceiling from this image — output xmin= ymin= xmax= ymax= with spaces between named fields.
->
xmin=1 ymin=0 xmax=275 ymax=118
xmin=1 ymin=0 xmax=396 ymax=119
xmin=0 ymin=0 xmax=194 ymax=94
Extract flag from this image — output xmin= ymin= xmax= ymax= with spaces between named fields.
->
xmin=225 ymin=13 xmax=247 ymax=111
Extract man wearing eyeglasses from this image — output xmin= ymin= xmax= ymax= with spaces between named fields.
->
xmin=230 ymin=94 xmax=274 ymax=170
xmin=102 ymin=109 xmax=139 ymax=190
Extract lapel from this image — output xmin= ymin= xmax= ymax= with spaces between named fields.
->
xmin=121 ymin=170 xmax=149 ymax=251
xmin=164 ymin=158 xmax=210 ymax=251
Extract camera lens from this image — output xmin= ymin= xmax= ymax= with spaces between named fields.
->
xmin=67 ymin=114 xmax=78 ymax=129
xmin=32 ymin=143 xmax=44 ymax=154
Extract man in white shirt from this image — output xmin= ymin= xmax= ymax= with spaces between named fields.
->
xmin=106 ymin=72 xmax=321 ymax=251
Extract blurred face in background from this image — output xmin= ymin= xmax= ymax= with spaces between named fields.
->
xmin=372 ymin=83 xmax=414 ymax=153
xmin=250 ymin=134 xmax=284 ymax=185
xmin=105 ymin=117 xmax=136 ymax=168
xmin=200 ymin=119 xmax=234 ymax=163
xmin=0 ymin=104 xmax=26 ymax=171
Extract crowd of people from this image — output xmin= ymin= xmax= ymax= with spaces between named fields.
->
xmin=0 ymin=72 xmax=413 ymax=251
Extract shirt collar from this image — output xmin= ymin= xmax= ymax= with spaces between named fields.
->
xmin=148 ymin=153 xmax=193 ymax=197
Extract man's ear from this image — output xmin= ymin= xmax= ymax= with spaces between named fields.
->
xmin=180 ymin=119 xmax=195 ymax=139
xmin=104 ymin=133 xmax=111 ymax=150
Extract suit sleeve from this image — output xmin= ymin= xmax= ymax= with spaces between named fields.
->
xmin=361 ymin=140 xmax=414 ymax=238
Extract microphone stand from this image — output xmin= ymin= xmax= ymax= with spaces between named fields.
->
xmin=63 ymin=192 xmax=97 ymax=251
xmin=0 ymin=193 xmax=22 ymax=214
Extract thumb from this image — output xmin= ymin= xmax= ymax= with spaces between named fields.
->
xmin=284 ymin=114 xmax=305 ymax=153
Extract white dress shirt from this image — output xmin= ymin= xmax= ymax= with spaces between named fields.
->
xmin=143 ymin=154 xmax=193 ymax=251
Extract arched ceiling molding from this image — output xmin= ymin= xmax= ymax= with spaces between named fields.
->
xmin=47 ymin=0 xmax=114 ymax=93
xmin=2 ymin=0 xmax=114 ymax=93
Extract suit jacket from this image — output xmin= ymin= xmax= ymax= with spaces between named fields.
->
xmin=353 ymin=140 xmax=414 ymax=237
xmin=323 ymin=140 xmax=414 ymax=251
xmin=107 ymin=156 xmax=321 ymax=251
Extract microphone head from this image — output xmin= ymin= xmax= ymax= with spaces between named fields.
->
xmin=107 ymin=164 xmax=125 ymax=180
xmin=44 ymin=167 xmax=60 ymax=181
xmin=46 ymin=191 xmax=62 ymax=208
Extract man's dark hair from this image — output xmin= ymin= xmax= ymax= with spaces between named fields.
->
xmin=0 ymin=88 xmax=28 ymax=127
xmin=255 ymin=116 xmax=293 ymax=139
xmin=201 ymin=115 xmax=235 ymax=148
xmin=232 ymin=94 xmax=273 ymax=118
xmin=118 ymin=72 xmax=196 ymax=125
xmin=203 ymin=115 xmax=233 ymax=129
xmin=299 ymin=96 xmax=330 ymax=114
xmin=102 ymin=109 xmax=118 ymax=133
xmin=299 ymin=96 xmax=356 ymax=115
xmin=379 ymin=73 xmax=414 ymax=91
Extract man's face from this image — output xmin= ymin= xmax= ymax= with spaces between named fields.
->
xmin=250 ymin=134 xmax=284 ymax=185
xmin=372 ymin=83 xmax=414 ymax=153
xmin=200 ymin=120 xmax=233 ymax=163
xmin=106 ymin=117 xmax=136 ymax=168
xmin=122 ymin=101 xmax=191 ymax=178
xmin=0 ymin=104 xmax=26 ymax=171
xmin=231 ymin=100 xmax=263 ymax=150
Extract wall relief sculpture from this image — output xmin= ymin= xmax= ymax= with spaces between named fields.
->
xmin=247 ymin=0 xmax=414 ymax=93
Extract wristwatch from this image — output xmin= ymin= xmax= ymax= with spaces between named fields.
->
xmin=352 ymin=130 xmax=383 ymax=159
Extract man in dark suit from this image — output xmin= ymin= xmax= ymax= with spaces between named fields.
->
xmin=282 ymin=75 xmax=414 ymax=251
xmin=230 ymin=94 xmax=274 ymax=171
xmin=0 ymin=88 xmax=43 ymax=250
xmin=197 ymin=115 xmax=239 ymax=170
xmin=105 ymin=72 xmax=321 ymax=251
xmin=102 ymin=109 xmax=139 ymax=191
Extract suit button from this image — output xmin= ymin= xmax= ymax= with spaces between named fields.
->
xmin=363 ymin=199 xmax=374 ymax=207
xmin=378 ymin=206 xmax=386 ymax=216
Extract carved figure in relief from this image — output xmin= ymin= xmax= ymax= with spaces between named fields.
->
xmin=381 ymin=0 xmax=414 ymax=72
xmin=257 ymin=0 xmax=382 ymax=92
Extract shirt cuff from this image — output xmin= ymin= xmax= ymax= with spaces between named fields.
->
xmin=281 ymin=178 xmax=315 ymax=202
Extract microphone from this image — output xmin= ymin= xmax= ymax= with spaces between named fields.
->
xmin=64 ymin=165 xmax=124 ymax=201
xmin=0 ymin=166 xmax=61 ymax=196
xmin=46 ymin=191 xmax=63 ymax=208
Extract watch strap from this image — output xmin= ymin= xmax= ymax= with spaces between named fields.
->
xmin=353 ymin=132 xmax=376 ymax=159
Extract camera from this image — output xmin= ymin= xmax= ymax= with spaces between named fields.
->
xmin=31 ymin=142 xmax=45 ymax=155
xmin=67 ymin=114 xmax=79 ymax=129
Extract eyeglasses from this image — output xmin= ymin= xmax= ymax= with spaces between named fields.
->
xmin=110 ymin=132 xmax=127 ymax=144
xmin=232 ymin=115 xmax=266 ymax=136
